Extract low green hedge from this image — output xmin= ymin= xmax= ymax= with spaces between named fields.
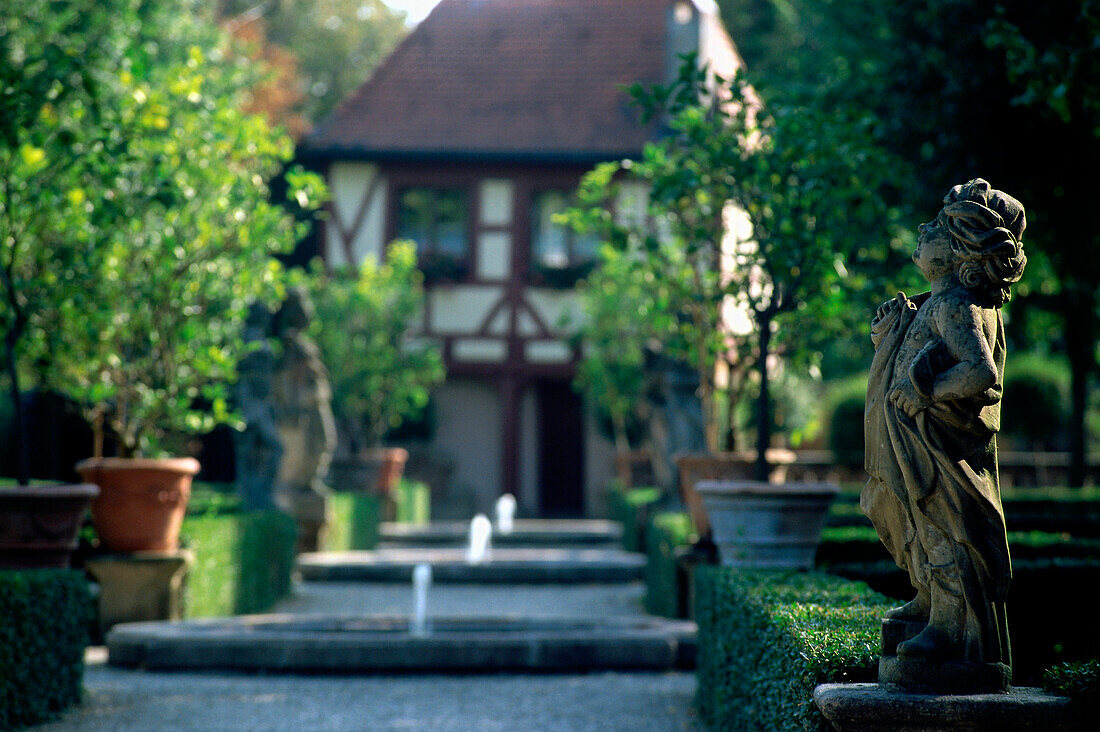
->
xmin=0 ymin=570 xmax=90 ymax=730
xmin=695 ymin=567 xmax=892 ymax=731
xmin=180 ymin=509 xmax=296 ymax=617
xmin=325 ymin=491 xmax=381 ymax=551
xmin=608 ymin=482 xmax=662 ymax=552
xmin=644 ymin=512 xmax=696 ymax=618
xmin=393 ymin=480 xmax=430 ymax=524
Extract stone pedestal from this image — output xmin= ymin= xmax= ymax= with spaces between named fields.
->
xmin=879 ymin=618 xmax=1011 ymax=695
xmin=813 ymin=683 xmax=1075 ymax=731
xmin=85 ymin=550 xmax=192 ymax=637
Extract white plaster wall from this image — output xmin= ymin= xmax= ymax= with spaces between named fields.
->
xmin=525 ymin=340 xmax=572 ymax=364
xmin=327 ymin=162 xmax=387 ymax=266
xmin=428 ymin=286 xmax=503 ymax=334
xmin=477 ymin=231 xmax=511 ymax=281
xmin=525 ymin=288 xmax=581 ymax=337
xmin=452 ymin=338 xmax=507 ymax=363
xmin=479 ymin=179 xmax=514 ymax=226
xmin=431 ymin=378 xmax=502 ymax=516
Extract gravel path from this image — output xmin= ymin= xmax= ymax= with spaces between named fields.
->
xmin=36 ymin=581 xmax=702 ymax=731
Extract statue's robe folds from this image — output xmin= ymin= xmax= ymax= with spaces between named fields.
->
xmin=862 ymin=292 xmax=1012 ymax=666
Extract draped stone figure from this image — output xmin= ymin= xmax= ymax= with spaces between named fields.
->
xmin=863 ymin=179 xmax=1027 ymax=676
xmin=270 ymin=287 xmax=337 ymax=552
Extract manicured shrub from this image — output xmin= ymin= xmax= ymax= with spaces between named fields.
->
xmin=325 ymin=491 xmax=381 ymax=551
xmin=0 ymin=570 xmax=90 ymax=730
xmin=825 ymin=376 xmax=868 ymax=468
xmin=608 ymin=482 xmax=662 ymax=552
xmin=1043 ymin=659 xmax=1100 ymax=707
xmin=393 ymin=479 xmax=430 ymax=524
xmin=181 ymin=509 xmax=296 ymax=617
xmin=1001 ymin=353 xmax=1070 ymax=451
xmin=644 ymin=512 xmax=696 ymax=618
xmin=694 ymin=566 xmax=891 ymax=731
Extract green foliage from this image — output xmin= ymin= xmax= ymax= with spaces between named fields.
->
xmin=324 ymin=490 xmax=380 ymax=551
xmin=305 ymin=242 xmax=444 ymax=450
xmin=569 ymin=55 xmax=901 ymax=457
xmin=393 ymin=479 xmax=431 ymax=525
xmin=1001 ymin=353 xmax=1071 ymax=450
xmin=694 ymin=566 xmax=891 ymax=731
xmin=568 ymin=245 xmax=652 ymax=453
xmin=1 ymin=0 xmax=327 ymax=459
xmin=218 ymin=0 xmax=408 ymax=125
xmin=1043 ymin=659 xmax=1100 ymax=706
xmin=180 ymin=509 xmax=296 ymax=617
xmin=825 ymin=375 xmax=868 ymax=467
xmin=0 ymin=570 xmax=90 ymax=730
xmin=644 ymin=511 xmax=696 ymax=618
xmin=607 ymin=482 xmax=662 ymax=553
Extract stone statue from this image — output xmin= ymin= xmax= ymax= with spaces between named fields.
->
xmin=270 ymin=286 xmax=337 ymax=552
xmin=234 ymin=303 xmax=283 ymax=511
xmin=863 ymin=179 xmax=1027 ymax=689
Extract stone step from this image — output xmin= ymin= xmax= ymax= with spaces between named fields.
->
xmin=297 ymin=547 xmax=645 ymax=584
xmin=378 ymin=519 xmax=623 ymax=548
xmin=106 ymin=615 xmax=697 ymax=673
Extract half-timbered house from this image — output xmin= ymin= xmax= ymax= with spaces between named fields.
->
xmin=299 ymin=0 xmax=740 ymax=517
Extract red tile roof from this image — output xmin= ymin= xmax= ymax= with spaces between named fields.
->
xmin=303 ymin=0 xmax=737 ymax=162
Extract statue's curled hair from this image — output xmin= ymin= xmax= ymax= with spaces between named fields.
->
xmin=942 ymin=178 xmax=1027 ymax=307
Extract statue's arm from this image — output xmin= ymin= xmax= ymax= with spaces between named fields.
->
xmin=925 ymin=301 xmax=998 ymax=403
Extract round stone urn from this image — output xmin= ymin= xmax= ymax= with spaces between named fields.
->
xmin=694 ymin=479 xmax=839 ymax=569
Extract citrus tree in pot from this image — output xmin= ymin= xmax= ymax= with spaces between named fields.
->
xmin=0 ymin=1 xmax=136 ymax=568
xmin=569 ymin=56 xmax=901 ymax=562
xmin=305 ymin=242 xmax=445 ymax=497
xmin=43 ymin=0 xmax=324 ymax=553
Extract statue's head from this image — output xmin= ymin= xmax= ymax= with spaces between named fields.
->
xmin=275 ymin=286 xmax=314 ymax=332
xmin=941 ymin=178 xmax=1027 ymax=306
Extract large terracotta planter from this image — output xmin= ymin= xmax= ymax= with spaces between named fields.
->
xmin=674 ymin=449 xmax=796 ymax=537
xmin=76 ymin=457 xmax=199 ymax=553
xmin=0 ymin=483 xmax=99 ymax=569
xmin=695 ymin=479 xmax=839 ymax=569
xmin=327 ymin=447 xmax=408 ymax=495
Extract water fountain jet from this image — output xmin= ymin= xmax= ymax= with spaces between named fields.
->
xmin=410 ymin=563 xmax=431 ymax=637
xmin=495 ymin=494 xmax=516 ymax=535
xmin=465 ymin=514 xmax=492 ymax=565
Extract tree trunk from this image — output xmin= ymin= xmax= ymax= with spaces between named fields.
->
xmin=755 ymin=314 xmax=772 ymax=482
xmin=4 ymin=332 xmax=30 ymax=485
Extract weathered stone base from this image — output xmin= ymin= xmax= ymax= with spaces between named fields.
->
xmin=85 ymin=550 xmax=192 ymax=638
xmin=879 ymin=617 xmax=1010 ymax=694
xmin=813 ymin=683 xmax=1075 ymax=731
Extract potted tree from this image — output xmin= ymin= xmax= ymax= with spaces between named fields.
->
xmin=44 ymin=1 xmax=326 ymax=553
xmin=306 ymin=242 xmax=445 ymax=498
xmin=570 ymin=56 xmax=897 ymax=564
xmin=0 ymin=1 xmax=130 ymax=568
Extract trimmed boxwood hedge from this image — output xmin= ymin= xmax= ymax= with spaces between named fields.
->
xmin=695 ymin=566 xmax=892 ymax=731
xmin=181 ymin=509 xmax=296 ymax=617
xmin=324 ymin=491 xmax=381 ymax=551
xmin=644 ymin=512 xmax=696 ymax=618
xmin=608 ymin=482 xmax=662 ymax=553
xmin=0 ymin=570 xmax=90 ymax=730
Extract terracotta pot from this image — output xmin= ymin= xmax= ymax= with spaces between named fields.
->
xmin=695 ymin=479 xmax=839 ymax=569
xmin=76 ymin=457 xmax=199 ymax=553
xmin=0 ymin=483 xmax=99 ymax=569
xmin=328 ymin=447 xmax=408 ymax=495
xmin=674 ymin=449 xmax=797 ymax=537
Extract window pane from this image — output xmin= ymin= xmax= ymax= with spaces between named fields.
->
xmin=397 ymin=187 xmax=468 ymax=260
xmin=532 ymin=190 xmax=570 ymax=269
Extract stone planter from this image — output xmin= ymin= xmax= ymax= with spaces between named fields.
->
xmin=674 ymin=449 xmax=796 ymax=537
xmin=76 ymin=457 xmax=199 ymax=553
xmin=695 ymin=479 xmax=839 ymax=569
xmin=328 ymin=447 xmax=408 ymax=495
xmin=0 ymin=483 xmax=99 ymax=569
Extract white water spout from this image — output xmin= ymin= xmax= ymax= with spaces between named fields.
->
xmin=466 ymin=513 xmax=492 ymax=565
xmin=495 ymin=493 xmax=516 ymax=535
xmin=411 ymin=563 xmax=432 ymax=637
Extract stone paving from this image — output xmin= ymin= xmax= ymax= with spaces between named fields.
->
xmin=38 ymin=545 xmax=703 ymax=730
